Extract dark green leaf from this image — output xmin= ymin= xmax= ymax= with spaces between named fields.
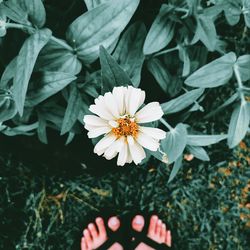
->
xmin=143 ymin=5 xmax=175 ymax=55
xmin=13 ymin=28 xmax=52 ymax=115
xmin=228 ymin=101 xmax=250 ymax=148
xmin=187 ymin=134 xmax=227 ymax=146
xmin=66 ymin=0 xmax=140 ymax=64
xmin=61 ymin=84 xmax=82 ymax=135
xmin=185 ymin=52 xmax=236 ymax=88
xmin=161 ymin=88 xmax=204 ymax=114
xmin=161 ymin=123 xmax=187 ymax=164
xmin=113 ymin=22 xmax=146 ymax=87
xmin=99 ymin=46 xmax=131 ymax=94
xmin=25 ymin=71 xmax=76 ymax=107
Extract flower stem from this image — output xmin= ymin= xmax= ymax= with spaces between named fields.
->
xmin=153 ymin=46 xmax=179 ymax=57
xmin=50 ymin=36 xmax=74 ymax=51
xmin=5 ymin=22 xmax=73 ymax=51
xmin=160 ymin=118 xmax=173 ymax=131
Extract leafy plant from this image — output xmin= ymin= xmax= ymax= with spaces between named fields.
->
xmin=0 ymin=0 xmax=250 ymax=180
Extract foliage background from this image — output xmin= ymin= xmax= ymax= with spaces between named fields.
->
xmin=0 ymin=0 xmax=250 ymax=249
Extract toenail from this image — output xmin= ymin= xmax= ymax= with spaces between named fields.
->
xmin=135 ymin=216 xmax=144 ymax=225
xmin=96 ymin=217 xmax=102 ymax=223
xmin=88 ymin=223 xmax=94 ymax=229
xmin=109 ymin=217 xmax=118 ymax=226
xmin=157 ymin=220 xmax=162 ymax=225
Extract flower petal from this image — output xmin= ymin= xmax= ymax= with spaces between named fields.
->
xmin=89 ymin=96 xmax=114 ymax=120
xmin=112 ymin=86 xmax=126 ymax=115
xmin=94 ymin=133 xmax=116 ymax=155
xmin=104 ymin=137 xmax=123 ymax=160
xmin=83 ymin=115 xmax=108 ymax=127
xmin=139 ymin=126 xmax=166 ymax=140
xmin=127 ymin=135 xmax=146 ymax=164
xmin=87 ymin=126 xmax=111 ymax=138
xmin=117 ymin=138 xmax=129 ymax=166
xmin=104 ymin=92 xmax=120 ymax=118
xmin=135 ymin=102 xmax=164 ymax=123
xmin=126 ymin=86 xmax=145 ymax=116
xmin=136 ymin=132 xmax=160 ymax=151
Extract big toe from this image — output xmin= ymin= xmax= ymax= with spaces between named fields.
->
xmin=132 ymin=215 xmax=145 ymax=232
xmin=108 ymin=216 xmax=120 ymax=232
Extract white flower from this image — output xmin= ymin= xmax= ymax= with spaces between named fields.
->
xmin=83 ymin=86 xmax=166 ymax=166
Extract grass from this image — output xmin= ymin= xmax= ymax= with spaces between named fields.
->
xmin=0 ymin=136 xmax=249 ymax=250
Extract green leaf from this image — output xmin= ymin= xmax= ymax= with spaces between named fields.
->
xmin=0 ymin=57 xmax=17 ymax=89
xmin=84 ymin=0 xmax=110 ymax=10
xmin=161 ymin=88 xmax=204 ymax=114
xmin=147 ymin=58 xmax=171 ymax=93
xmin=36 ymin=40 xmax=82 ymax=75
xmin=161 ymin=123 xmax=187 ymax=164
xmin=243 ymin=0 xmax=250 ymax=28
xmin=167 ymin=155 xmax=183 ymax=183
xmin=13 ymin=28 xmax=52 ymax=116
xmin=227 ymin=101 xmax=250 ymax=148
xmin=113 ymin=22 xmax=146 ymax=87
xmin=236 ymin=55 xmax=250 ymax=82
xmin=143 ymin=5 xmax=175 ymax=55
xmin=1 ymin=122 xmax=38 ymax=136
xmin=61 ymin=84 xmax=82 ymax=135
xmin=178 ymin=46 xmax=191 ymax=77
xmin=25 ymin=71 xmax=76 ymax=107
xmin=0 ymin=96 xmax=16 ymax=122
xmin=223 ymin=0 xmax=241 ymax=26
xmin=1 ymin=1 xmax=29 ymax=25
xmin=15 ymin=0 xmax=46 ymax=28
xmin=99 ymin=46 xmax=131 ymax=94
xmin=37 ymin=113 xmax=48 ymax=144
xmin=66 ymin=0 xmax=140 ymax=64
xmin=194 ymin=14 xmax=217 ymax=51
xmin=187 ymin=145 xmax=210 ymax=161
xmin=185 ymin=52 xmax=236 ymax=88
xmin=187 ymin=134 xmax=227 ymax=146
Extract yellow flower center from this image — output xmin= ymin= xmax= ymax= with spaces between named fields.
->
xmin=112 ymin=117 xmax=139 ymax=138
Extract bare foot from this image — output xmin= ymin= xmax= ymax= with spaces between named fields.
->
xmin=81 ymin=216 xmax=123 ymax=250
xmin=132 ymin=215 xmax=171 ymax=250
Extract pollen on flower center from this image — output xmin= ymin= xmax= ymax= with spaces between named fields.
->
xmin=112 ymin=117 xmax=139 ymax=138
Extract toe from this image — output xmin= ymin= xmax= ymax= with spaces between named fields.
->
xmin=148 ymin=215 xmax=158 ymax=235
xmin=108 ymin=216 xmax=120 ymax=232
xmin=132 ymin=215 xmax=145 ymax=232
xmin=81 ymin=237 xmax=87 ymax=250
xmin=96 ymin=217 xmax=107 ymax=237
xmin=88 ymin=223 xmax=98 ymax=239
xmin=83 ymin=229 xmax=92 ymax=247
xmin=155 ymin=219 xmax=162 ymax=236
xmin=160 ymin=223 xmax=166 ymax=242
xmin=166 ymin=230 xmax=172 ymax=247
